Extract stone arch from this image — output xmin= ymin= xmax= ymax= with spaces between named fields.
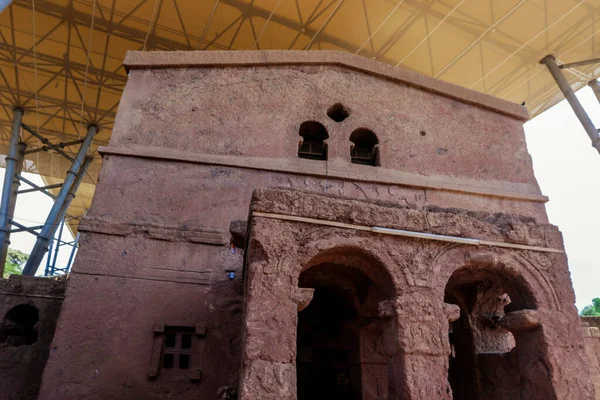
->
xmin=296 ymin=246 xmax=397 ymax=400
xmin=299 ymin=245 xmax=396 ymax=298
xmin=430 ymin=246 xmax=560 ymax=311
xmin=438 ymin=248 xmax=557 ymax=400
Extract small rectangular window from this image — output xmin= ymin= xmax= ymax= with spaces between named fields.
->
xmin=163 ymin=354 xmax=174 ymax=369
xmin=179 ymin=354 xmax=190 ymax=369
xmin=181 ymin=334 xmax=192 ymax=349
xmin=165 ymin=333 xmax=176 ymax=348
xmin=160 ymin=327 xmax=194 ymax=373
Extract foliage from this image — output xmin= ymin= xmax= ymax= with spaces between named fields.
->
xmin=3 ymin=248 xmax=28 ymax=278
xmin=581 ymin=298 xmax=600 ymax=316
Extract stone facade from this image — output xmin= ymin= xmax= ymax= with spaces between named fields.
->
xmin=0 ymin=275 xmax=65 ymax=400
xmin=583 ymin=317 xmax=600 ymax=399
xmin=28 ymin=50 xmax=597 ymax=399
xmin=240 ymin=188 xmax=593 ymax=400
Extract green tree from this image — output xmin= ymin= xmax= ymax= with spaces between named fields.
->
xmin=581 ymin=298 xmax=600 ymax=316
xmin=3 ymin=248 xmax=28 ymax=278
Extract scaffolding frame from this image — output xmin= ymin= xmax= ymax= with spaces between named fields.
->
xmin=541 ymin=55 xmax=600 ymax=154
xmin=0 ymin=108 xmax=96 ymax=278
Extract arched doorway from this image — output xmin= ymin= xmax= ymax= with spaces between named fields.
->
xmin=296 ymin=249 xmax=395 ymax=400
xmin=444 ymin=264 xmax=556 ymax=400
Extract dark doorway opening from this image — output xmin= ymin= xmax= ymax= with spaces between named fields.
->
xmin=297 ymin=255 xmax=394 ymax=400
xmin=297 ymin=286 xmax=359 ymax=399
xmin=444 ymin=266 xmax=556 ymax=400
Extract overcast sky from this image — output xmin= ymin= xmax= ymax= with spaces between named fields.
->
xmin=524 ymin=86 xmax=600 ymax=311
xmin=1 ymin=88 xmax=598 ymax=310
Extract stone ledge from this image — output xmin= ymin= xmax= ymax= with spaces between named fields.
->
xmin=79 ymin=216 xmax=228 ymax=246
xmin=123 ymin=50 xmax=529 ymax=121
xmin=0 ymin=275 xmax=66 ymax=298
xmin=250 ymin=188 xmax=563 ymax=250
xmin=98 ymin=145 xmax=548 ymax=203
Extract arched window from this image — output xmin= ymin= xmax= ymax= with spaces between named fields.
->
xmin=350 ymin=128 xmax=379 ymax=166
xmin=0 ymin=304 xmax=39 ymax=346
xmin=298 ymin=121 xmax=329 ymax=161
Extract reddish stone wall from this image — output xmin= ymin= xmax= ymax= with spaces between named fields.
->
xmin=0 ymin=276 xmax=65 ymax=400
xmin=583 ymin=318 xmax=600 ymax=399
xmin=239 ymin=188 xmax=596 ymax=400
xmin=36 ymin=51 xmax=587 ymax=399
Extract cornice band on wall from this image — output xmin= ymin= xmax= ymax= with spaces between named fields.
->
xmin=99 ymin=145 xmax=548 ymax=203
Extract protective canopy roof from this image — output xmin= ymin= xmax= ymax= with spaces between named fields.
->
xmin=1 ymin=0 xmax=599 ymax=233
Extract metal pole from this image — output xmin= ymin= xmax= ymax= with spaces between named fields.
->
xmin=0 ymin=109 xmax=24 ymax=277
xmin=23 ymin=125 xmax=97 ymax=276
xmin=540 ymin=55 xmax=600 ymax=154
xmin=46 ymin=220 xmax=65 ymax=276
xmin=44 ymin=234 xmax=54 ymax=277
xmin=559 ymin=57 xmax=600 ymax=69
xmin=588 ymin=79 xmax=600 ymax=106
xmin=64 ymin=232 xmax=80 ymax=274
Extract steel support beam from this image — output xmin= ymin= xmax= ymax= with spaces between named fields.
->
xmin=21 ymin=123 xmax=75 ymax=162
xmin=10 ymin=220 xmax=41 ymax=235
xmin=24 ymin=139 xmax=84 ymax=155
xmin=541 ymin=55 xmax=600 ymax=154
xmin=64 ymin=232 xmax=80 ymax=274
xmin=588 ymin=79 xmax=600 ymax=106
xmin=22 ymin=125 xmax=97 ymax=276
xmin=45 ymin=219 xmax=64 ymax=277
xmin=17 ymin=183 xmax=62 ymax=196
xmin=0 ymin=108 xmax=25 ymax=277
xmin=559 ymin=57 xmax=600 ymax=69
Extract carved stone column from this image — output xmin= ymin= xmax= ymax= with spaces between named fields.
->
xmin=358 ymin=322 xmax=389 ymax=399
xmin=238 ymin=254 xmax=309 ymax=400
xmin=379 ymin=295 xmax=459 ymax=400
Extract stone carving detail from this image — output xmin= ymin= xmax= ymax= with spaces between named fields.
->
xmin=403 ymin=323 xmax=446 ymax=355
xmin=362 ymin=364 xmax=388 ymax=400
xmin=361 ymin=324 xmax=387 ymax=362
xmin=469 ymin=283 xmax=515 ymax=354
xmin=527 ymin=251 xmax=553 ymax=271
xmin=444 ymin=303 xmax=461 ymax=323
xmin=293 ymin=288 xmax=315 ymax=312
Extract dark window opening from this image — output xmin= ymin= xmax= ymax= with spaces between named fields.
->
xmin=298 ymin=121 xmax=329 ymax=161
xmin=0 ymin=304 xmax=39 ymax=347
xmin=179 ymin=354 xmax=190 ymax=369
xmin=165 ymin=333 xmax=176 ymax=348
xmin=181 ymin=334 xmax=192 ymax=349
xmin=350 ymin=128 xmax=379 ymax=166
xmin=161 ymin=326 xmax=194 ymax=372
xmin=163 ymin=353 xmax=174 ymax=369
xmin=327 ymin=103 xmax=349 ymax=122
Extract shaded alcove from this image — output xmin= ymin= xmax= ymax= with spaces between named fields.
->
xmin=297 ymin=249 xmax=395 ymax=400
xmin=298 ymin=121 xmax=329 ymax=160
xmin=444 ymin=265 xmax=556 ymax=400
xmin=350 ymin=129 xmax=379 ymax=166
xmin=0 ymin=304 xmax=39 ymax=347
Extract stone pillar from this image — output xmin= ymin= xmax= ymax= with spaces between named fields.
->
xmin=536 ymin=310 xmax=598 ymax=400
xmin=238 ymin=253 xmax=312 ymax=400
xmin=358 ymin=322 xmax=389 ymax=399
xmin=379 ymin=294 xmax=458 ymax=400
